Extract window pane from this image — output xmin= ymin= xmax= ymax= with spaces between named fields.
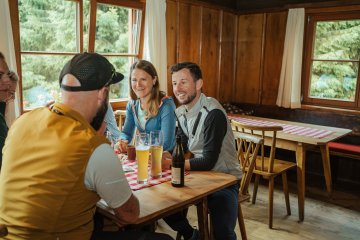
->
xmin=107 ymin=57 xmax=137 ymax=99
xmin=22 ymin=54 xmax=72 ymax=109
xmin=309 ymin=61 xmax=358 ymax=101
xmin=19 ymin=0 xmax=78 ymax=52
xmin=313 ymin=20 xmax=360 ymax=60
xmin=83 ymin=0 xmax=90 ymax=52
xmin=95 ymin=4 xmax=142 ymax=54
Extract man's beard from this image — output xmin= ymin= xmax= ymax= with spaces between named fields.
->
xmin=91 ymin=99 xmax=108 ymax=131
xmin=178 ymin=91 xmax=196 ymax=105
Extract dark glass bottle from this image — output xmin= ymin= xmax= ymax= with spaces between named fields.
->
xmin=171 ymin=135 xmax=185 ymax=187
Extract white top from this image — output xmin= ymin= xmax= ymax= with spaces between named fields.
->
xmin=137 ymin=106 xmax=147 ymax=129
xmin=84 ymin=144 xmax=132 ymax=208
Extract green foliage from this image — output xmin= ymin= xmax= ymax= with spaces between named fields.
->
xmin=20 ymin=0 xmax=77 ymax=52
xmin=19 ymin=0 xmax=137 ymax=109
xmin=310 ymin=19 xmax=360 ymax=101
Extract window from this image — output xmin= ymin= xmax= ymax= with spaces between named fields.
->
xmin=10 ymin=0 xmax=144 ymax=111
xmin=302 ymin=11 xmax=360 ymax=110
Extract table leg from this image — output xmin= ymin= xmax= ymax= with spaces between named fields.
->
xmin=296 ymin=143 xmax=306 ymax=222
xmin=319 ymin=144 xmax=332 ymax=195
xmin=196 ymin=198 xmax=209 ymax=240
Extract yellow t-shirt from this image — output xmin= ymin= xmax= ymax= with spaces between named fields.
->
xmin=0 ymin=103 xmax=106 ymax=240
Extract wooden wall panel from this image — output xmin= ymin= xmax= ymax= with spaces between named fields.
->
xmin=200 ymin=7 xmax=220 ymax=98
xmin=166 ymin=0 xmax=177 ymax=94
xmin=235 ymin=14 xmax=264 ymax=104
xmin=261 ymin=11 xmax=287 ymax=105
xmin=178 ymin=3 xmax=202 ymax=63
xmin=219 ymin=12 xmax=237 ymax=103
xmin=167 ymin=1 xmax=288 ymax=106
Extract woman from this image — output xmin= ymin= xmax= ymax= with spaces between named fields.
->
xmin=119 ymin=60 xmax=176 ymax=153
xmin=0 ymin=52 xmax=18 ymax=171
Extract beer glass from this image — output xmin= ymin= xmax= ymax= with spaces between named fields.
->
xmin=135 ymin=133 xmax=150 ymax=184
xmin=150 ymin=130 xmax=164 ymax=178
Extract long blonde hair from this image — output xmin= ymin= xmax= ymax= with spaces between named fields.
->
xmin=129 ymin=60 xmax=165 ymax=119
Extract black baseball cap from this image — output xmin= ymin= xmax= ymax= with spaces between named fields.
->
xmin=59 ymin=52 xmax=124 ymax=91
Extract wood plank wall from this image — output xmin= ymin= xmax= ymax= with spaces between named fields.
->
xmin=166 ymin=0 xmax=287 ymax=106
xmin=166 ymin=0 xmax=360 ymax=192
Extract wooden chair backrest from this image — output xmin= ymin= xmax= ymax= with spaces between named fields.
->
xmin=233 ymin=130 xmax=263 ymax=196
xmin=114 ymin=110 xmax=126 ymax=130
xmin=231 ymin=120 xmax=283 ymax=174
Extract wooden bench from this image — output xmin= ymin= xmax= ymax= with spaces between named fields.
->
xmin=328 ymin=142 xmax=360 ymax=161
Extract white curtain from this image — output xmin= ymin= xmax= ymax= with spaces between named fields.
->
xmin=0 ymin=0 xmax=20 ymax=126
xmin=143 ymin=0 xmax=168 ymax=94
xmin=276 ymin=8 xmax=305 ymax=109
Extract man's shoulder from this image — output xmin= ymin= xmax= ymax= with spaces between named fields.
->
xmin=13 ymin=107 xmax=47 ymax=123
xmin=201 ymin=97 xmax=227 ymax=116
xmin=204 ymin=96 xmax=222 ymax=108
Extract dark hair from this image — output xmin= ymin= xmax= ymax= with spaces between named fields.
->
xmin=170 ymin=62 xmax=202 ymax=81
xmin=129 ymin=60 xmax=165 ymax=118
xmin=0 ymin=52 xmax=5 ymax=60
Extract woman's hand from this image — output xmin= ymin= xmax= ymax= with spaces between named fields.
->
xmin=118 ymin=139 xmax=128 ymax=153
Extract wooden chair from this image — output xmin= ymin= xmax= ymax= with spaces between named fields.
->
xmin=114 ymin=109 xmax=126 ymax=131
xmin=231 ymin=120 xmax=297 ymax=229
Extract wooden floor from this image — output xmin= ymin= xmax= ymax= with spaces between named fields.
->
xmin=156 ymin=183 xmax=360 ymax=240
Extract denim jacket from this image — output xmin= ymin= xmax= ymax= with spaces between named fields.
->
xmin=120 ymin=97 xmax=176 ymax=151
xmin=104 ymin=102 xmax=121 ymax=142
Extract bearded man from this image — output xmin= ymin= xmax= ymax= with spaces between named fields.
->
xmin=0 ymin=53 xmax=172 ymax=240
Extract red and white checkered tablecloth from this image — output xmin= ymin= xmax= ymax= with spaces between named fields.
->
xmin=229 ymin=116 xmax=333 ymax=139
xmin=120 ymin=156 xmax=188 ymax=191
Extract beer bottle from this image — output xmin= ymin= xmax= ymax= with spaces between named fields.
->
xmin=171 ymin=135 xmax=185 ymax=187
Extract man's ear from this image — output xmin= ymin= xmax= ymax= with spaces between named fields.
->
xmin=195 ymin=79 xmax=203 ymax=91
xmin=98 ymin=87 xmax=109 ymax=101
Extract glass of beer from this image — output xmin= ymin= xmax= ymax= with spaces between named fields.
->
xmin=135 ymin=133 xmax=150 ymax=184
xmin=150 ymin=130 xmax=164 ymax=178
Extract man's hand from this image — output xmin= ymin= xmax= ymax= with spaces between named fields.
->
xmin=162 ymin=151 xmax=172 ymax=170
xmin=0 ymin=81 xmax=17 ymax=103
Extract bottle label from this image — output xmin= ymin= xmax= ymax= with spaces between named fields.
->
xmin=171 ymin=167 xmax=181 ymax=184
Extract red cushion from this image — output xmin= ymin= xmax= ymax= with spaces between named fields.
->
xmin=328 ymin=142 xmax=360 ymax=154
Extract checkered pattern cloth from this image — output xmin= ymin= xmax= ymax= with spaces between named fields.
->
xmin=229 ymin=116 xmax=333 ymax=139
xmin=120 ymin=155 xmax=188 ymax=191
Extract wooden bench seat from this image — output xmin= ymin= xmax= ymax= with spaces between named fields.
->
xmin=328 ymin=142 xmax=360 ymax=160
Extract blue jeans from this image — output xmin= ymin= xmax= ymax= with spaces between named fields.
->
xmin=208 ymin=181 xmax=239 ymax=240
xmin=164 ymin=181 xmax=240 ymax=240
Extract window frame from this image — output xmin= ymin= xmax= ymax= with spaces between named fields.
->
xmin=89 ymin=0 xmax=145 ymax=105
xmin=302 ymin=10 xmax=360 ymax=111
xmin=9 ymin=0 xmax=145 ymax=113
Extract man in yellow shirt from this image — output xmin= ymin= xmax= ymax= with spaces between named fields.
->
xmin=0 ymin=52 xmax=172 ymax=240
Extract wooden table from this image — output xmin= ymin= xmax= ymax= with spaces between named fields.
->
xmin=230 ymin=115 xmax=352 ymax=221
xmin=97 ymin=171 xmax=238 ymax=240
